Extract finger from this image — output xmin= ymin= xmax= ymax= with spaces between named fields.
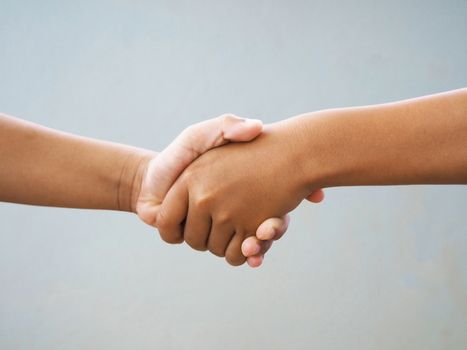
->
xmin=184 ymin=114 xmax=263 ymax=153
xmin=156 ymin=180 xmax=188 ymax=244
xmin=225 ymin=233 xmax=248 ymax=266
xmin=150 ymin=114 xmax=263 ymax=200
xmin=256 ymin=215 xmax=290 ymax=241
xmin=247 ymin=255 xmax=264 ymax=268
xmin=220 ymin=114 xmax=263 ymax=142
xmin=245 ymin=239 xmax=274 ymax=267
xmin=183 ymin=199 xmax=212 ymax=251
xmin=306 ymin=188 xmax=325 ymax=203
xmin=241 ymin=236 xmax=262 ymax=256
xmin=241 ymin=236 xmax=273 ymax=257
xmin=207 ymin=220 xmax=235 ymax=257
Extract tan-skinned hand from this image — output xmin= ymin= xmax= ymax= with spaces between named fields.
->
xmin=154 ymin=119 xmax=315 ymax=266
xmin=134 ymin=115 xmax=286 ymax=266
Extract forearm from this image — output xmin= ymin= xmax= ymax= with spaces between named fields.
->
xmin=295 ymin=88 xmax=467 ymax=188
xmin=0 ymin=114 xmax=154 ymax=211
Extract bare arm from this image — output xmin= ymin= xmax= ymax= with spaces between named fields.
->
xmin=300 ymin=88 xmax=467 ymax=188
xmin=0 ymin=113 xmax=152 ymax=210
xmin=0 ymin=113 xmax=297 ymax=267
xmin=157 ymin=88 xmax=467 ymax=265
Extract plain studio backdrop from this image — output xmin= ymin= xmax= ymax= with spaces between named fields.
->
xmin=1 ymin=1 xmax=466 ymax=349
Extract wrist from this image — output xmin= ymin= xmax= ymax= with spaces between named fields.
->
xmin=287 ymin=109 xmax=354 ymax=191
xmin=267 ymin=116 xmax=323 ymax=194
xmin=293 ymin=106 xmax=396 ymax=190
xmin=117 ymin=149 xmax=156 ymax=213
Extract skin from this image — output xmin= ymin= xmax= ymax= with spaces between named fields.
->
xmin=157 ymin=88 xmax=467 ymax=265
xmin=0 ymin=113 xmax=322 ymax=266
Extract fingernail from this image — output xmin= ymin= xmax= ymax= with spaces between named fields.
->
xmin=247 ymin=255 xmax=263 ymax=268
xmin=249 ymin=243 xmax=260 ymax=255
xmin=254 ymin=255 xmax=264 ymax=268
xmin=258 ymin=227 xmax=275 ymax=240
xmin=244 ymin=118 xmax=262 ymax=126
xmin=269 ymin=227 xmax=277 ymax=239
xmin=257 ymin=230 xmax=266 ymax=240
xmin=231 ymin=118 xmax=261 ymax=130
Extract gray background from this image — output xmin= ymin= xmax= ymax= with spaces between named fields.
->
xmin=1 ymin=1 xmax=466 ymax=349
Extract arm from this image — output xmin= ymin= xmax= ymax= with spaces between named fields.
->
xmin=244 ymin=89 xmax=467 ymax=263
xmin=0 ymin=113 xmax=152 ymax=210
xmin=300 ymin=88 xmax=467 ymax=188
xmin=158 ymin=88 xmax=467 ymax=265
xmin=0 ymin=113 xmax=297 ymax=266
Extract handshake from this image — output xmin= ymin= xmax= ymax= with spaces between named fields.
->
xmin=3 ymin=88 xmax=462 ymax=266
xmin=132 ymin=114 xmax=324 ymax=268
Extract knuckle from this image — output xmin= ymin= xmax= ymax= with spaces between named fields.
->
xmin=214 ymin=212 xmax=231 ymax=226
xmin=194 ymin=194 xmax=211 ymax=211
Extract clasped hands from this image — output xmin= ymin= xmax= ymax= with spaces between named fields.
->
xmin=135 ymin=115 xmax=323 ymax=267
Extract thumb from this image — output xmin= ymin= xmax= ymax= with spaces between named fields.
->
xmin=181 ymin=114 xmax=263 ymax=155
xmin=148 ymin=114 xmax=263 ymax=201
xmin=221 ymin=114 xmax=263 ymax=142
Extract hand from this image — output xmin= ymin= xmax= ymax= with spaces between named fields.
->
xmin=134 ymin=114 xmax=294 ymax=266
xmin=156 ymin=119 xmax=314 ymax=266
xmin=241 ymin=188 xmax=324 ymax=267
